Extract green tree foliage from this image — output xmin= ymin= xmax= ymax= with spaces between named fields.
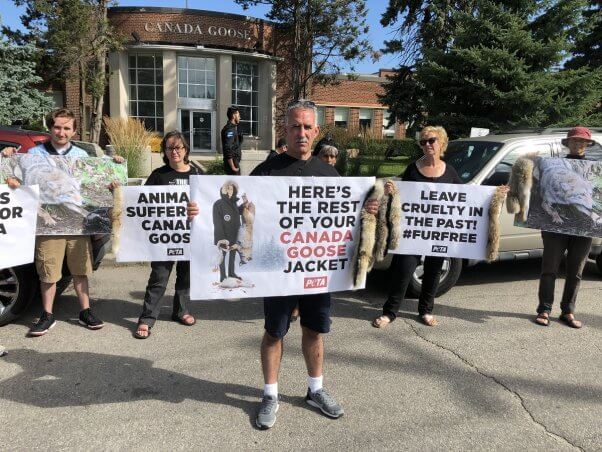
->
xmin=565 ymin=0 xmax=601 ymax=69
xmin=381 ymin=0 xmax=602 ymax=137
xmin=0 ymin=41 xmax=53 ymax=126
xmin=3 ymin=0 xmax=122 ymax=142
xmin=235 ymin=0 xmax=376 ymax=99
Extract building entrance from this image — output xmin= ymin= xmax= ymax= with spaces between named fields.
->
xmin=180 ymin=110 xmax=214 ymax=152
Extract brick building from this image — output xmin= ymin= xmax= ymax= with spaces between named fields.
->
xmin=64 ymin=7 xmax=402 ymax=154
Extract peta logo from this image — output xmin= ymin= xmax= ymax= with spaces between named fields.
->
xmin=167 ymin=248 xmax=184 ymax=256
xmin=431 ymin=245 xmax=448 ymax=253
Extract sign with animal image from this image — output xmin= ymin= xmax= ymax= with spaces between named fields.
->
xmin=0 ymin=185 xmax=39 ymax=269
xmin=114 ymin=186 xmax=191 ymax=262
xmin=390 ymin=181 xmax=496 ymax=259
xmin=0 ymin=155 xmax=127 ymax=235
xmin=189 ymin=175 xmax=375 ymax=300
xmin=510 ymin=157 xmax=602 ymax=237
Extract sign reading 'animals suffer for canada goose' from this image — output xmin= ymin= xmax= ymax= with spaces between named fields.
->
xmin=189 ymin=175 xmax=375 ymax=300
xmin=514 ymin=157 xmax=602 ymax=238
xmin=114 ymin=186 xmax=191 ymax=262
xmin=0 ymin=185 xmax=39 ymax=269
xmin=0 ymin=155 xmax=127 ymax=235
xmin=390 ymin=181 xmax=496 ymax=260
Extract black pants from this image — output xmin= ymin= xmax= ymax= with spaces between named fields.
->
xmin=537 ymin=231 xmax=592 ymax=315
xmin=219 ymin=249 xmax=238 ymax=281
xmin=139 ymin=261 xmax=190 ymax=327
xmin=224 ymin=158 xmax=241 ymax=175
xmin=382 ymin=254 xmax=445 ymax=319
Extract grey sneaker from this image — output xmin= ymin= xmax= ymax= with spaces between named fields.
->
xmin=256 ymin=395 xmax=279 ymax=429
xmin=305 ymin=388 xmax=344 ymax=418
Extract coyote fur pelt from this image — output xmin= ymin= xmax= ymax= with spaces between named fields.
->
xmin=111 ymin=185 xmax=123 ymax=255
xmin=236 ymin=197 xmax=255 ymax=264
xmin=353 ymin=180 xmax=401 ymax=288
xmin=486 ymin=186 xmax=507 ymax=262
xmin=507 ymin=154 xmax=538 ymax=222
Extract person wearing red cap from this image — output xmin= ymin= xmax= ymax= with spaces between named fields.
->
xmin=535 ymin=126 xmax=596 ymax=329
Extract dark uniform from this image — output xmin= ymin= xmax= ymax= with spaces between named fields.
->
xmin=221 ymin=122 xmax=243 ymax=175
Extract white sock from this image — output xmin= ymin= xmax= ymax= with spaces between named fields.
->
xmin=308 ymin=375 xmax=323 ymax=394
xmin=264 ymin=383 xmax=278 ymax=398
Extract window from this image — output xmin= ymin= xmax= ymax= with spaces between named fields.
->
xmin=316 ymin=107 xmax=325 ymax=126
xmin=334 ymin=107 xmax=348 ymax=128
xmin=359 ymin=108 xmax=372 ymax=129
xmin=232 ymin=61 xmax=259 ymax=136
xmin=177 ymin=56 xmax=216 ymax=99
xmin=382 ymin=110 xmax=395 ymax=138
xmin=129 ymin=53 xmax=164 ymax=132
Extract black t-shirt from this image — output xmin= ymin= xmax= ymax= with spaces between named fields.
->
xmin=401 ymin=161 xmax=462 ymax=184
xmin=251 ymin=152 xmax=339 ymax=177
xmin=145 ymin=165 xmax=200 ymax=186
xmin=565 ymin=154 xmax=585 ymax=160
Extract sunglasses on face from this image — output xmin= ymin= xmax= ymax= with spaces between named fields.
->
xmin=419 ymin=137 xmax=438 ymax=146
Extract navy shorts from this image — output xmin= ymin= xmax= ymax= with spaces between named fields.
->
xmin=264 ymin=293 xmax=331 ymax=339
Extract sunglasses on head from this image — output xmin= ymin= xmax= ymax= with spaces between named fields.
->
xmin=419 ymin=137 xmax=438 ymax=146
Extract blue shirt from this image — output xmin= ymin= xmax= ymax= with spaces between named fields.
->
xmin=28 ymin=142 xmax=89 ymax=158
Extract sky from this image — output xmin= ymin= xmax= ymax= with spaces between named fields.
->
xmin=0 ymin=0 xmax=401 ymax=74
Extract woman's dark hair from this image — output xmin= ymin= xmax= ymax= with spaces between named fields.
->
xmin=161 ymin=130 xmax=190 ymax=165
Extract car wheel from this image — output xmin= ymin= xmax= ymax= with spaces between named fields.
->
xmin=597 ymin=254 xmax=602 ymax=276
xmin=0 ymin=264 xmax=38 ymax=326
xmin=406 ymin=257 xmax=463 ymax=298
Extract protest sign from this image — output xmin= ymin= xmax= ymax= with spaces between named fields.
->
xmin=391 ymin=181 xmax=495 ymax=259
xmin=189 ymin=175 xmax=374 ymax=300
xmin=519 ymin=158 xmax=602 ymax=238
xmin=0 ymin=185 xmax=39 ymax=269
xmin=116 ymin=185 xmax=191 ymax=262
xmin=0 ymin=155 xmax=127 ymax=235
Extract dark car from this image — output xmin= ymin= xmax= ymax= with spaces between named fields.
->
xmin=0 ymin=129 xmax=110 ymax=325
xmin=0 ymin=126 xmax=50 ymax=153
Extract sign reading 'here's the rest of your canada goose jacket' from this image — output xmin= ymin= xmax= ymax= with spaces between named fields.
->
xmin=188 ymin=175 xmax=375 ymax=300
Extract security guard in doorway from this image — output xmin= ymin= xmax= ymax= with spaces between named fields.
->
xmin=221 ymin=106 xmax=244 ymax=175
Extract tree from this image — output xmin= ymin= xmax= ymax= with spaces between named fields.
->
xmin=0 ymin=41 xmax=53 ymax=126
xmin=3 ymin=0 xmax=122 ymax=143
xmin=235 ymin=0 xmax=376 ymax=100
xmin=381 ymin=0 xmax=602 ymax=137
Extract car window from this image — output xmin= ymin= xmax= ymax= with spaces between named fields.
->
xmin=559 ymin=140 xmax=602 ymax=161
xmin=443 ymin=141 xmax=503 ymax=182
xmin=0 ymin=141 xmax=19 ymax=149
xmin=500 ymin=143 xmax=552 ymax=165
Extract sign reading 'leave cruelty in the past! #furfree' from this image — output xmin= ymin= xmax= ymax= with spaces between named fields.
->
xmin=390 ymin=181 xmax=496 ymax=260
xmin=189 ymin=175 xmax=375 ymax=300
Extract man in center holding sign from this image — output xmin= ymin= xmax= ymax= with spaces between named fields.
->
xmin=188 ymin=100 xmax=379 ymax=429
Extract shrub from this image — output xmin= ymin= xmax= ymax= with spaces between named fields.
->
xmin=149 ymin=134 xmax=162 ymax=153
xmin=204 ymin=157 xmax=226 ymax=175
xmin=103 ymin=116 xmax=153 ymax=177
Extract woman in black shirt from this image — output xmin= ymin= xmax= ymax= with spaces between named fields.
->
xmin=372 ymin=126 xmax=461 ymax=328
xmin=135 ymin=131 xmax=199 ymax=339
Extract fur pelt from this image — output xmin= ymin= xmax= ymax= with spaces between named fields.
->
xmin=374 ymin=182 xmax=401 ymax=261
xmin=237 ymin=196 xmax=255 ymax=264
xmin=352 ymin=181 xmax=383 ymax=288
xmin=507 ymin=155 xmax=537 ymax=222
xmin=486 ymin=186 xmax=507 ymax=262
xmin=111 ymin=185 xmax=123 ymax=255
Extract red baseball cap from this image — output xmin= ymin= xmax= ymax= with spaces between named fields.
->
xmin=561 ymin=126 xmax=594 ymax=146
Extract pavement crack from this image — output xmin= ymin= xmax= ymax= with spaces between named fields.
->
xmin=401 ymin=318 xmax=584 ymax=451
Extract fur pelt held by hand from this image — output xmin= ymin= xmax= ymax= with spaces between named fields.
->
xmin=486 ymin=186 xmax=507 ymax=262
xmin=374 ymin=181 xmax=401 ymax=261
xmin=507 ymin=155 xmax=537 ymax=222
xmin=111 ymin=185 xmax=123 ymax=255
xmin=352 ymin=181 xmax=383 ymax=288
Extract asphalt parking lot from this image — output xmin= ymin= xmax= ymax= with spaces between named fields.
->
xmin=0 ymin=258 xmax=600 ymax=451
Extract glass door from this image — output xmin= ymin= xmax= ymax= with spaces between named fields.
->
xmin=179 ymin=109 xmax=214 ymax=152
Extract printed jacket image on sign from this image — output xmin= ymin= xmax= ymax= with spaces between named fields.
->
xmin=189 ymin=175 xmax=375 ymax=300
xmin=0 ymin=185 xmax=39 ymax=269
xmin=0 ymin=155 xmax=127 ymax=235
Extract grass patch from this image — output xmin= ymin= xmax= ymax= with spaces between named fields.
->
xmin=356 ymin=156 xmax=410 ymax=177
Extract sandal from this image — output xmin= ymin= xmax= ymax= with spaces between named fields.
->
xmin=420 ymin=315 xmax=438 ymax=327
xmin=134 ymin=323 xmax=150 ymax=339
xmin=534 ymin=313 xmax=550 ymax=327
xmin=559 ymin=314 xmax=582 ymax=329
xmin=371 ymin=315 xmax=392 ymax=329
xmin=172 ymin=314 xmax=196 ymax=326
